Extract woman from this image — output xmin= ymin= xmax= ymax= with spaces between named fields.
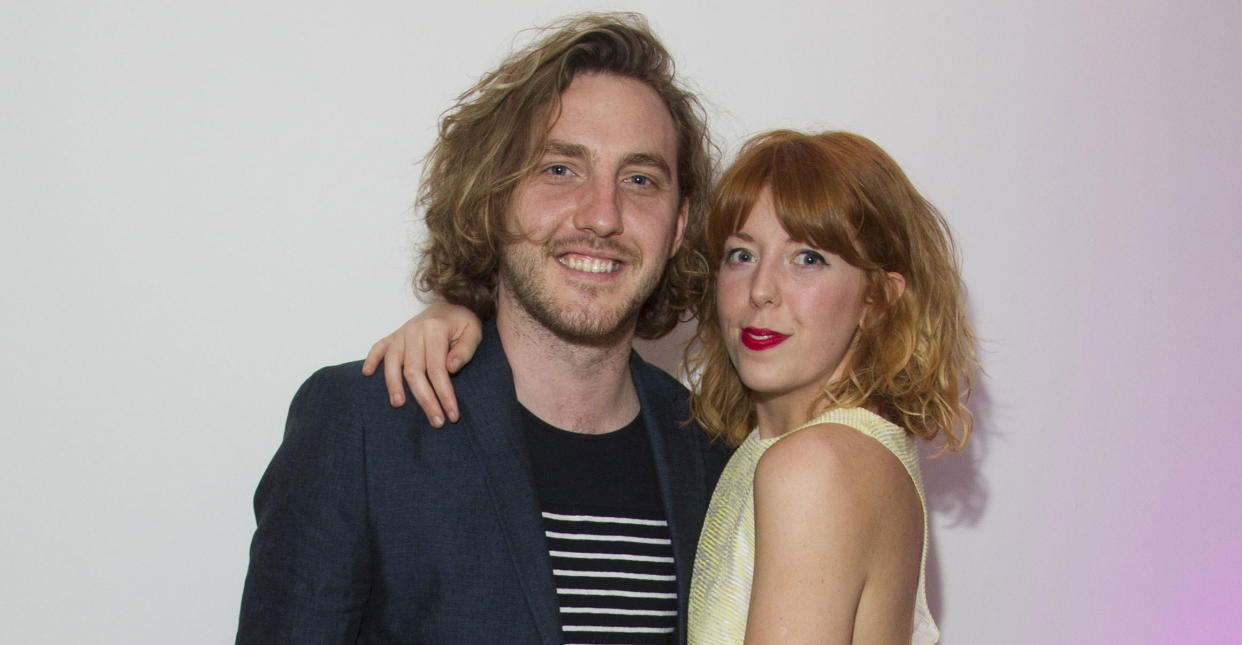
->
xmin=367 ymin=130 xmax=976 ymax=643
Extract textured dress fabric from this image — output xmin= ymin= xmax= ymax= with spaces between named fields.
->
xmin=687 ymin=407 xmax=938 ymax=645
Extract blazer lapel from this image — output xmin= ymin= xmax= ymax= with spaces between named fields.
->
xmin=630 ymin=354 xmax=710 ymax=645
xmin=454 ymin=322 xmax=561 ymax=645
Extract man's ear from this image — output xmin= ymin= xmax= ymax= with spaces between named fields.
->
xmin=670 ymin=197 xmax=689 ymax=255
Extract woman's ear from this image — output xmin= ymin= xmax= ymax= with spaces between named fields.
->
xmin=860 ymin=271 xmax=906 ymax=328
xmin=884 ymin=271 xmax=906 ymax=304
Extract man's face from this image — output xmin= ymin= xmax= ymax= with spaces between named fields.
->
xmin=499 ymin=72 xmax=688 ymax=343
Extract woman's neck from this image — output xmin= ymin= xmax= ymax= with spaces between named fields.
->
xmin=751 ymin=389 xmax=822 ymax=440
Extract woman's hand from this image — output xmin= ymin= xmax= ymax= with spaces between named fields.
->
xmin=361 ymin=302 xmax=484 ymax=427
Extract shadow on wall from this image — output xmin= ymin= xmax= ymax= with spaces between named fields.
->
xmin=633 ymin=319 xmax=698 ymax=378
xmin=921 ymin=368 xmax=994 ymax=626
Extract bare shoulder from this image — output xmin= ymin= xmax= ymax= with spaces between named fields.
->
xmin=747 ymin=423 xmax=924 ymax=641
xmin=758 ymin=423 xmax=906 ymax=488
xmin=755 ymin=423 xmax=920 ymax=532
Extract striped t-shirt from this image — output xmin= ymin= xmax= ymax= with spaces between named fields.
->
xmin=522 ymin=406 xmax=678 ymax=645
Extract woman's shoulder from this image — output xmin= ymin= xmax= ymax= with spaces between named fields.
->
xmin=756 ymin=422 xmax=919 ymax=527
xmin=762 ymin=421 xmax=897 ymax=479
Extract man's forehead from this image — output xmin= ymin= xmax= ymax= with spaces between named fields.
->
xmin=535 ymin=73 xmax=679 ymax=167
xmin=541 ymin=139 xmax=673 ymax=175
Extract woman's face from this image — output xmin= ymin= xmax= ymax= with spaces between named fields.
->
xmin=716 ymin=189 xmax=870 ymax=412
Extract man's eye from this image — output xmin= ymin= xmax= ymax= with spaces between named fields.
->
xmin=547 ymin=164 xmax=570 ymax=176
xmin=626 ymin=174 xmax=654 ymax=187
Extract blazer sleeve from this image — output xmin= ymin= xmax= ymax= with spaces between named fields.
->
xmin=237 ymin=366 xmax=373 ymax=644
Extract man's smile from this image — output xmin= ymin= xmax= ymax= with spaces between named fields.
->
xmin=557 ymin=252 xmax=621 ymax=274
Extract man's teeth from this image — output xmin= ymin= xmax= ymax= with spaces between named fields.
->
xmin=560 ymin=256 xmax=619 ymax=273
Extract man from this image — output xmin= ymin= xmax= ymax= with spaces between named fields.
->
xmin=237 ymin=13 xmax=730 ymax=644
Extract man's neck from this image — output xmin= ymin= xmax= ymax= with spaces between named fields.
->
xmin=496 ymin=305 xmax=640 ymax=435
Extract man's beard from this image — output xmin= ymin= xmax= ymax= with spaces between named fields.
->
xmin=498 ymin=236 xmax=663 ymax=346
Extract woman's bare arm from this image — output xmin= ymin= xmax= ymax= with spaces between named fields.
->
xmin=745 ymin=424 xmax=922 ymax=644
xmin=360 ymin=302 xmax=483 ymax=426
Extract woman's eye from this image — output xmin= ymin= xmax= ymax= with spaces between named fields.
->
xmin=547 ymin=164 xmax=570 ymax=176
xmin=725 ymin=248 xmax=754 ymax=264
xmin=794 ymin=250 xmax=827 ymax=266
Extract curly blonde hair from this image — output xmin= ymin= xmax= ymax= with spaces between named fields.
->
xmin=414 ymin=13 xmax=716 ymax=339
xmin=686 ymin=130 xmax=978 ymax=450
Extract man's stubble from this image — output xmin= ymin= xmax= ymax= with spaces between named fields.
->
xmin=497 ymin=235 xmax=666 ymax=347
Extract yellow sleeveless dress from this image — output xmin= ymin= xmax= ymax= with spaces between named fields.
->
xmin=687 ymin=407 xmax=938 ymax=644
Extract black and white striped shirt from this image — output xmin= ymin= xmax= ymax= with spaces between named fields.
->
xmin=523 ymin=407 xmax=678 ymax=645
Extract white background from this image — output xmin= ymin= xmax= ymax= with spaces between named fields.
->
xmin=3 ymin=1 xmax=1240 ymax=643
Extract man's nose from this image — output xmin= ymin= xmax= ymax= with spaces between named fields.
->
xmin=572 ymin=178 xmax=623 ymax=237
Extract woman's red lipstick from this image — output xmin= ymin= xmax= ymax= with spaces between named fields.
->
xmin=741 ymin=327 xmax=789 ymax=351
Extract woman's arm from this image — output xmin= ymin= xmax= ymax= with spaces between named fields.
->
xmin=745 ymin=424 xmax=923 ymax=644
xmin=360 ymin=302 xmax=483 ymax=426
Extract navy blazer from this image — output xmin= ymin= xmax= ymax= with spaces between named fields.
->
xmin=238 ymin=322 xmax=730 ymax=644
